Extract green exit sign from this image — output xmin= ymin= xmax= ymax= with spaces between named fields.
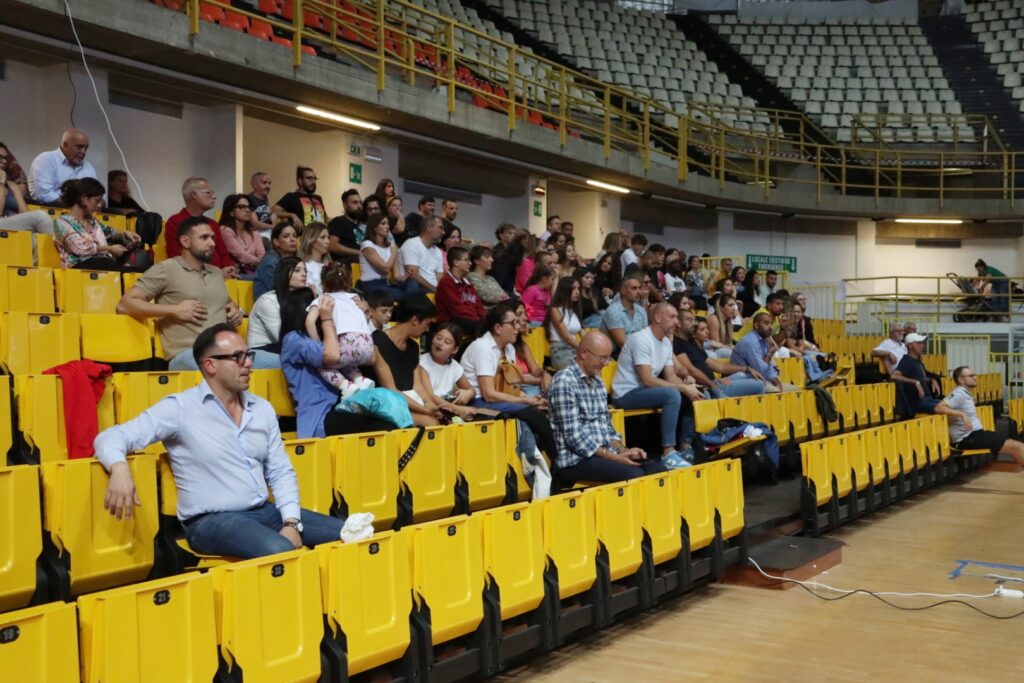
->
xmin=349 ymin=144 xmax=361 ymax=156
xmin=533 ymin=200 xmax=542 ymax=217
xmin=349 ymin=163 xmax=362 ymax=184
xmin=746 ymin=254 xmax=797 ymax=273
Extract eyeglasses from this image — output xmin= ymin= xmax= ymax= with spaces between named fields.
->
xmin=302 ymin=176 xmax=318 ymax=181
xmin=235 ymin=205 xmax=251 ymax=210
xmin=206 ymin=350 xmax=256 ymax=364
xmin=497 ymin=320 xmax=517 ymax=327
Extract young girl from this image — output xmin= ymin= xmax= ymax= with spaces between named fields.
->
xmin=522 ymin=265 xmax=555 ymax=325
xmin=416 ymin=324 xmax=478 ymax=421
xmin=305 ymin=262 xmax=375 ymax=398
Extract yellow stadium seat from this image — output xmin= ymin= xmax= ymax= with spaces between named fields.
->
xmin=859 ymin=428 xmax=889 ymax=506
xmin=876 ymin=424 xmax=905 ymax=500
xmin=677 ymin=464 xmax=716 ymax=556
xmin=782 ymin=390 xmax=809 ymax=442
xmin=763 ymin=392 xmax=791 ymax=446
xmin=601 ymin=360 xmax=616 ymax=394
xmin=609 ymin=407 xmax=625 ymax=440
xmin=709 ymin=458 xmax=745 ymax=542
xmin=112 ymin=371 xmax=203 ymax=453
xmin=893 ymin=420 xmax=918 ymax=493
xmin=0 ymin=465 xmax=44 ymax=612
xmin=636 ymin=471 xmax=682 ymax=567
xmin=283 ymin=438 xmax=334 ymax=515
xmin=350 ymin=262 xmax=362 ymax=281
xmin=0 ymin=311 xmax=80 ymax=375
xmin=35 ymin=233 xmax=62 ymax=269
xmin=455 ymin=420 xmax=508 ymax=512
xmin=395 ymin=426 xmax=457 ymax=524
xmin=830 ymin=386 xmax=852 ymax=432
xmin=0 ymin=375 xmax=13 ymax=465
xmin=850 ymin=385 xmax=869 ymax=428
xmin=0 ymin=265 xmax=55 ymax=312
xmin=54 ymin=268 xmax=122 ymax=314
xmin=906 ymin=418 xmax=935 ymax=488
xmin=504 ymin=419 xmax=533 ymax=502
xmin=694 ymin=398 xmax=765 ymax=458
xmin=330 ymin=431 xmax=399 ymax=531
xmin=586 ymin=481 xmax=644 ymax=622
xmin=77 ymin=572 xmax=219 ymax=683
xmin=121 ymin=271 xmax=142 ymax=292
xmin=801 ymin=389 xmax=826 ymax=438
xmin=41 ymin=454 xmax=158 ymax=597
xmin=825 ymin=435 xmax=855 ymax=523
xmin=800 ymin=439 xmax=833 ymax=534
xmin=0 ymin=229 xmax=34 ymax=267
xmin=225 ymin=278 xmax=255 ymax=313
xmin=318 ymin=533 xmax=414 ymax=678
xmin=209 ymin=550 xmax=323 ymax=682
xmin=250 ymin=368 xmax=295 ymax=417
xmin=0 ymin=601 xmax=79 ymax=683
xmin=539 ymin=491 xmax=598 ymax=601
xmin=155 ymin=454 xmax=232 ymax=572
xmin=80 ymin=313 xmax=154 ymax=364
xmin=13 ymin=373 xmax=115 ymax=463
xmin=408 ymin=515 xmax=485 ymax=644
xmin=522 ymin=326 xmax=549 ymax=365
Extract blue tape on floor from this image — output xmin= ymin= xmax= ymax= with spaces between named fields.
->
xmin=950 ymin=559 xmax=1024 ymax=579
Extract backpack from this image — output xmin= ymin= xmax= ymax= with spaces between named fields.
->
xmin=134 ymin=212 xmax=163 ymax=247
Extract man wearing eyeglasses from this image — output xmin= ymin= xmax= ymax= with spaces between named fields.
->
xmin=936 ymin=366 xmax=1024 ymax=467
xmin=163 ymin=176 xmax=237 ymax=277
xmin=94 ymin=323 xmax=345 ymax=558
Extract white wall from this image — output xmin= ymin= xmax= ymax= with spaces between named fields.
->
xmin=453 ymin=192 xmax=529 ymax=245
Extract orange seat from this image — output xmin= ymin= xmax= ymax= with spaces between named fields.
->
xmin=249 ymin=18 xmax=273 ymax=40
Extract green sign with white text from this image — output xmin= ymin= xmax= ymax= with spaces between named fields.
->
xmin=746 ymin=254 xmax=797 ymax=273
xmin=349 ymin=163 xmax=362 ymax=184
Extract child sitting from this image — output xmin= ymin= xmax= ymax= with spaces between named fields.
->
xmin=306 ymin=262 xmax=376 ymax=398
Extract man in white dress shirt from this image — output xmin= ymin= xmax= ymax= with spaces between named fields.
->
xmin=29 ymin=128 xmax=98 ymax=204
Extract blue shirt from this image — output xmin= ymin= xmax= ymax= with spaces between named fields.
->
xmin=600 ymin=295 xmax=648 ymax=346
xmin=28 ymin=148 xmax=98 ymax=204
xmin=281 ymin=331 xmax=340 ymax=438
xmin=93 ymin=380 xmax=301 ymax=522
xmin=730 ymin=331 xmax=778 ymax=381
xmin=549 ymin=361 xmax=622 ymax=469
xmin=253 ymin=249 xmax=281 ymax=300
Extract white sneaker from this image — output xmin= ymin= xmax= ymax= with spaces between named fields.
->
xmin=340 ymin=380 xmax=361 ymax=400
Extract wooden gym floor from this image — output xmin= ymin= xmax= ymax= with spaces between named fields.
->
xmin=499 ymin=469 xmax=1024 ymax=682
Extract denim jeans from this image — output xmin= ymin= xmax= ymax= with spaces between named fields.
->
xmin=168 ymin=348 xmax=199 ymax=371
xmin=251 ymin=349 xmax=281 ymax=369
xmin=184 ymin=501 xmax=345 ymax=559
xmin=360 ymin=277 xmax=413 ymax=301
xmin=558 ymin=454 xmax=667 ymax=484
xmin=612 ymin=387 xmax=683 ymax=449
xmin=709 ymin=373 xmax=766 ymax=399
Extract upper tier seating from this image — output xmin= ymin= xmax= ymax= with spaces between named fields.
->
xmin=707 ymin=14 xmax=973 ymax=144
xmin=963 ymin=0 xmax=1024 ymax=112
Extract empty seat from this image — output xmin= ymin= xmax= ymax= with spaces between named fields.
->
xmin=0 ymin=265 xmax=55 ymax=313
xmin=208 ymin=550 xmax=323 ymax=682
xmin=80 ymin=313 xmax=154 ymax=364
xmin=0 ymin=230 xmax=34 ymax=267
xmin=455 ymin=420 xmax=508 ymax=512
xmin=0 ymin=311 xmax=81 ymax=375
xmin=394 ymin=425 xmax=457 ymax=524
xmin=250 ymin=369 xmax=295 ymax=417
xmin=636 ymin=470 xmax=682 ymax=566
xmin=283 ymin=438 xmax=334 ymax=515
xmin=225 ymin=278 xmax=255 ymax=313
xmin=112 ymin=371 xmax=203 ymax=451
xmin=0 ymin=465 xmax=44 ymax=612
xmin=709 ymin=459 xmax=745 ymax=541
xmin=41 ymin=453 xmax=159 ymax=596
xmin=77 ymin=572 xmax=219 ymax=682
xmin=588 ymin=481 xmax=643 ymax=581
xmin=54 ymin=269 xmax=122 ymax=314
xmin=330 ymin=430 xmax=398 ymax=530
xmin=539 ymin=491 xmax=597 ymax=600
xmin=318 ymin=532 xmax=414 ymax=677
xmin=478 ymin=502 xmax=546 ymax=620
xmin=14 ymin=373 xmax=115 ymax=463
xmin=0 ymin=601 xmax=79 ymax=682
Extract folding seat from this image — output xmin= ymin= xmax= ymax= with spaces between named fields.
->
xmin=80 ymin=313 xmax=154 ymax=365
xmin=53 ymin=268 xmax=121 ymax=314
xmin=455 ymin=420 xmax=508 ymax=513
xmin=330 ymin=431 xmax=398 ymax=530
xmin=0 ymin=465 xmax=44 ymax=612
xmin=877 ymin=423 xmax=906 ymax=499
xmin=893 ymin=420 xmax=920 ymax=493
xmin=538 ymin=491 xmax=597 ymax=643
xmin=0 ymin=229 xmax=34 ymax=267
xmin=0 ymin=601 xmax=79 ymax=682
xmin=850 ymin=384 xmax=869 ymax=428
xmin=0 ymin=311 xmax=81 ymax=375
xmin=860 ymin=427 xmax=890 ymax=506
xmin=77 ymin=572 xmax=219 ymax=683
xmin=800 ymin=438 xmax=834 ymax=535
xmin=825 ymin=435 xmax=856 ymax=524
xmin=801 ymin=389 xmax=826 ymax=438
xmin=14 ymin=372 xmax=114 ymax=463
xmin=829 ymin=385 xmax=852 ymax=432
xmin=586 ymin=481 xmax=645 ymax=622
xmin=283 ymin=438 xmax=334 ymax=514
xmin=0 ymin=265 xmax=55 ymax=313
xmin=392 ymin=426 xmax=457 ymax=525
xmin=406 ymin=515 xmax=491 ymax=679
xmin=635 ymin=471 xmax=682 ymax=600
xmin=709 ymin=458 xmax=745 ymax=546
xmin=112 ymin=371 xmax=202 ymax=452
xmin=40 ymin=453 xmax=158 ymax=598
xmin=209 ymin=550 xmax=323 ymax=682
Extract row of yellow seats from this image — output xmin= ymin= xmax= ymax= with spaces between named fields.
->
xmin=774 ymin=355 xmax=857 ymax=388
xmin=815 ymin=319 xmax=844 ymax=337
xmin=813 ymin=334 xmax=875 ymax=363
xmin=694 ymin=382 xmax=897 ymax=456
xmin=0 ymin=265 xmax=255 ymax=315
xmin=1 ymin=460 xmax=744 ymax=682
xmin=24 ymin=204 xmax=133 ymax=233
xmin=1008 ymin=396 xmax=1024 ymax=430
xmin=939 ymin=373 xmax=1003 ymax=404
xmin=0 ymin=416 xmax=532 ymax=612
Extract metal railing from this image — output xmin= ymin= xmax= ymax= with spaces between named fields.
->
xmin=175 ymin=0 xmax=1024 ymax=206
xmin=842 ymin=275 xmax=1023 ymax=323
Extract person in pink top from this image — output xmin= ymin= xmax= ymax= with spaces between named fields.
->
xmin=522 ymin=265 xmax=555 ymax=326
xmin=219 ymin=194 xmax=266 ymax=277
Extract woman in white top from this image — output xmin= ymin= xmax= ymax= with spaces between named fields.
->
xmin=415 ymin=323 xmax=477 ymax=421
xmin=298 ymin=221 xmax=331 ymax=294
xmin=358 ymin=214 xmax=407 ymax=299
xmin=707 ymin=294 xmax=740 ymax=359
xmin=248 ymin=256 xmax=307 ymax=368
xmin=545 ymin=276 xmax=583 ymax=371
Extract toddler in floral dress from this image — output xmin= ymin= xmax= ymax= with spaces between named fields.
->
xmin=305 ymin=263 xmax=376 ymax=398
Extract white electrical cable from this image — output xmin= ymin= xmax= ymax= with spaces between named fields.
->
xmin=63 ymin=0 xmax=152 ymax=212
xmin=747 ymin=557 xmax=999 ymax=601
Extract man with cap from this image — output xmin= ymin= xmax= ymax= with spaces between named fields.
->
xmin=892 ymin=332 xmax=942 ymax=413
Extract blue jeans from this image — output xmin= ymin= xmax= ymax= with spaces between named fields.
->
xmin=709 ymin=373 xmax=766 ymax=399
xmin=251 ymin=349 xmax=281 ymax=369
xmin=360 ymin=277 xmax=413 ymax=301
xmin=612 ymin=387 xmax=683 ymax=449
xmin=168 ymin=348 xmax=199 ymax=371
xmin=581 ymin=313 xmax=604 ymax=329
xmin=558 ymin=454 xmax=667 ymax=484
xmin=471 ymin=398 xmax=529 ymax=413
xmin=184 ymin=501 xmax=344 ymax=559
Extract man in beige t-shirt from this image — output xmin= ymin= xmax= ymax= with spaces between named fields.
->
xmin=117 ymin=216 xmax=242 ymax=370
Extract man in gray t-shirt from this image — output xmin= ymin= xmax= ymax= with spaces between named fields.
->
xmin=936 ymin=366 xmax=1024 ymax=466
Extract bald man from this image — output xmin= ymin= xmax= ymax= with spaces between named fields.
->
xmin=549 ymin=331 xmax=667 ymax=484
xmin=29 ymin=128 xmax=98 ymax=204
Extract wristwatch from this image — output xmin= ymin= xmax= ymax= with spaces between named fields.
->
xmin=283 ymin=519 xmax=304 ymax=533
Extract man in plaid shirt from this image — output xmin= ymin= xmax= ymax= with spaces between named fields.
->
xmin=549 ymin=331 xmax=667 ymax=483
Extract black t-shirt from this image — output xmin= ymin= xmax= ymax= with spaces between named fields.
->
xmin=367 ymin=330 xmax=420 ymax=391
xmin=673 ymin=336 xmax=714 ymax=379
xmin=248 ymin=193 xmax=272 ymax=226
xmin=895 ymin=354 xmax=935 ymax=398
xmin=328 ymin=215 xmax=364 ymax=251
xmin=275 ymin=192 xmax=326 ymax=225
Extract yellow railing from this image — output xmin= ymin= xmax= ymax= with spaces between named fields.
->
xmin=175 ymin=0 xmax=1024 ymax=206
xmin=842 ymin=275 xmax=1022 ymax=322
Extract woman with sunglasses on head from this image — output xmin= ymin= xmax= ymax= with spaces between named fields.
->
xmin=53 ymin=178 xmax=143 ymax=271
xmin=219 ymin=194 xmax=265 ymax=278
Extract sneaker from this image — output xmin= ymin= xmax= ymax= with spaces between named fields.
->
xmin=340 ymin=380 xmax=361 ymax=400
xmin=661 ymin=451 xmax=692 ymax=470
xmin=678 ymin=446 xmax=695 ymax=464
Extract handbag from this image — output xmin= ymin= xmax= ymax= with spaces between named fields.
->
xmin=494 ymin=358 xmax=525 ymax=397
xmin=337 ymin=388 xmax=414 ymax=428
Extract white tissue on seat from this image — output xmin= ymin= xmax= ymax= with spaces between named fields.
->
xmin=339 ymin=512 xmax=375 ymax=542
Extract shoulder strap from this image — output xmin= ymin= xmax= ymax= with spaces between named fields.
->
xmin=398 ymin=426 xmax=427 ymax=472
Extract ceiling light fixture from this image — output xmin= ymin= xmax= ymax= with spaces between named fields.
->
xmin=893 ymin=218 xmax=963 ymax=224
xmin=296 ymin=105 xmax=380 ymax=131
xmin=586 ymin=179 xmax=630 ymax=194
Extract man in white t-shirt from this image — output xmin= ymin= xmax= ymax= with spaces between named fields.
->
xmin=611 ymin=303 xmax=704 ymax=469
xmin=619 ymin=233 xmax=646 ymax=275
xmin=872 ymin=322 xmax=907 ymax=375
xmin=399 ymin=215 xmax=445 ymax=293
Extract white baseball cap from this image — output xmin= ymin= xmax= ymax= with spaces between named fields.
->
xmin=905 ymin=333 xmax=928 ymax=343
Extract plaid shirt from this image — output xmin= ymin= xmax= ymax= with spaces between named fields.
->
xmin=549 ymin=361 xmax=622 ymax=469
